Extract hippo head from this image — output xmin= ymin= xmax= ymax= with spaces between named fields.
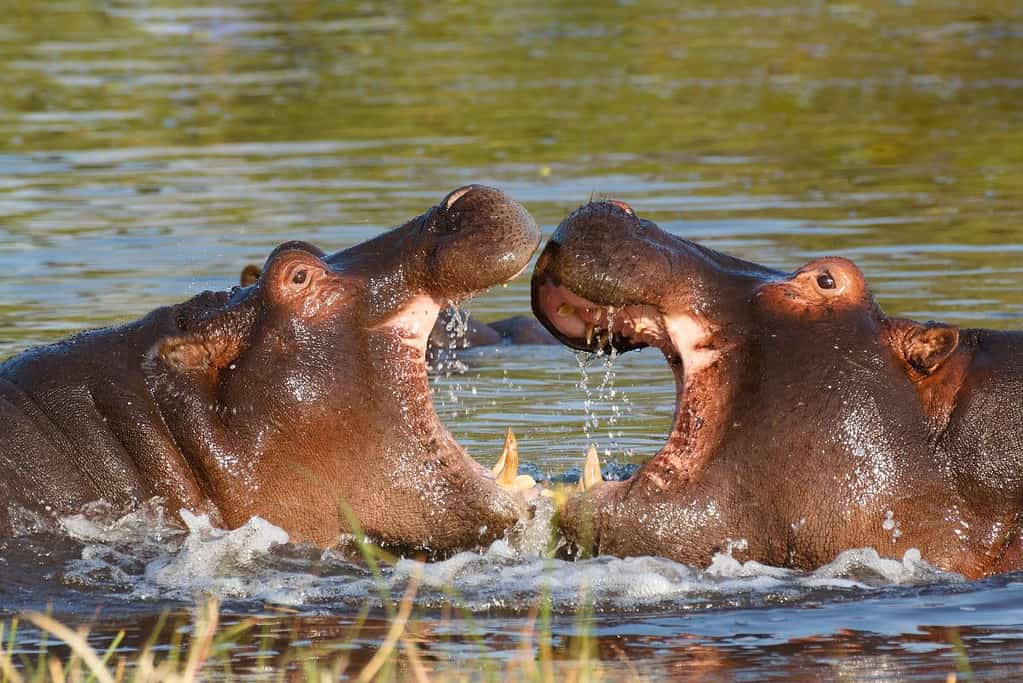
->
xmin=532 ymin=200 xmax=1021 ymax=577
xmin=154 ymin=186 xmax=541 ymax=552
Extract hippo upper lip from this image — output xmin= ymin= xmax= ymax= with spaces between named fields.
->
xmin=531 ymin=276 xmax=675 ymax=359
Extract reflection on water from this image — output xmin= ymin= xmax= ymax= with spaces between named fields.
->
xmin=1 ymin=0 xmax=1022 ymax=679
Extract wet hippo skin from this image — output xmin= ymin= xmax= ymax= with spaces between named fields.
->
xmin=0 ymin=185 xmax=542 ymax=552
xmin=241 ymin=269 xmax=558 ymax=351
xmin=532 ymin=199 xmax=1023 ymax=578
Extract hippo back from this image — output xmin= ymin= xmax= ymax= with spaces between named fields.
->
xmin=0 ymin=302 xmax=214 ymax=533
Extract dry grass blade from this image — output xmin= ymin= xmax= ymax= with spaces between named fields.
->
xmin=113 ymin=658 xmax=126 ymax=682
xmin=23 ymin=613 xmax=113 ymax=683
xmin=182 ymin=599 xmax=219 ymax=683
xmin=46 ymin=657 xmax=64 ymax=682
xmin=356 ymin=567 xmax=422 ymax=683
xmin=0 ymin=650 xmax=25 ymax=683
xmin=402 ymin=640 xmax=430 ymax=683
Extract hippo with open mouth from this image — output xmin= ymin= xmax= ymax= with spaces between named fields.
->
xmin=238 ymin=264 xmax=557 ymax=351
xmin=0 ymin=185 xmax=540 ymax=553
xmin=532 ymin=199 xmax=1023 ymax=578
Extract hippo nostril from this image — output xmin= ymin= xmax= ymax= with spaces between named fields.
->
xmin=443 ymin=185 xmax=478 ymax=210
xmin=606 ymin=199 xmax=634 ymax=216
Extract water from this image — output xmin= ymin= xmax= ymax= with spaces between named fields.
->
xmin=1 ymin=0 xmax=1022 ymax=679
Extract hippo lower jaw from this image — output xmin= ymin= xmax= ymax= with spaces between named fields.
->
xmin=532 ymin=275 xmax=762 ymax=561
xmin=532 ymin=278 xmax=734 ymax=495
xmin=375 ymin=291 xmax=540 ymax=499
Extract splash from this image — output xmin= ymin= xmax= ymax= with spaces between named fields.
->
xmin=575 ymin=339 xmax=634 ymax=467
xmin=57 ymin=501 xmax=961 ymax=612
xmin=429 ymin=302 xmax=472 ymax=413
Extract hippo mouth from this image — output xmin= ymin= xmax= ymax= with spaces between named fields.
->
xmin=530 ymin=206 xmax=734 ymax=487
xmin=531 ymin=275 xmax=737 ymax=502
xmin=362 ymin=185 xmax=546 ymax=502
xmin=532 ymin=275 xmax=724 ymax=385
xmin=531 ymin=278 xmax=679 ymax=362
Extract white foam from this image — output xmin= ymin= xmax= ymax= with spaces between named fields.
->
xmin=61 ymin=498 xmax=180 ymax=545
xmin=141 ymin=510 xmax=289 ymax=598
xmin=58 ymin=501 xmax=962 ymax=611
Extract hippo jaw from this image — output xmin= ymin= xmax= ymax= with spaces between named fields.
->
xmin=530 ymin=201 xmax=767 ymax=499
xmin=532 ymin=200 xmax=1023 ymax=578
xmin=157 ymin=186 xmax=543 ymax=553
xmin=532 ymin=274 xmax=738 ymax=503
xmin=312 ymin=185 xmax=544 ymax=550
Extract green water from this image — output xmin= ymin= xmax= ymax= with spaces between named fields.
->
xmin=1 ymin=1 xmax=1022 ymax=679
xmin=2 ymin=0 xmax=1020 ymax=469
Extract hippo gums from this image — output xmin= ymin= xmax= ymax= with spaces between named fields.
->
xmin=532 ymin=200 xmax=1023 ymax=578
xmin=0 ymin=185 xmax=542 ymax=552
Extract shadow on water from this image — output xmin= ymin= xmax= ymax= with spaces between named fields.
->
xmin=1 ymin=0 xmax=1022 ymax=679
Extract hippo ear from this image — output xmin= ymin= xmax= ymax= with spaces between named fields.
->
xmin=240 ymin=264 xmax=261 ymax=287
xmin=891 ymin=319 xmax=960 ymax=377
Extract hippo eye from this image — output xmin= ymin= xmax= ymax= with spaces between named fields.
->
xmin=292 ymin=269 xmax=307 ymax=285
xmin=816 ymin=272 xmax=836 ymax=290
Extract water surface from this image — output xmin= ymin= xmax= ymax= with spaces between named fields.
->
xmin=1 ymin=1 xmax=1022 ymax=680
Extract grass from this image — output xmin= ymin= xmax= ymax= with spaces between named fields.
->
xmin=0 ymin=515 xmax=629 ymax=683
xmin=0 ymin=587 xmax=623 ymax=683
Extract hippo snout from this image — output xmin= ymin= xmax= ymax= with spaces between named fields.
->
xmin=422 ymin=185 xmax=541 ymax=299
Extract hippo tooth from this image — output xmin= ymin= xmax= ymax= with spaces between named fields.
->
xmin=580 ymin=444 xmax=604 ymax=492
xmin=495 ymin=427 xmax=524 ymax=490
xmin=492 ymin=427 xmax=517 ymax=478
xmin=585 ymin=323 xmax=595 ymax=345
xmin=557 ymin=303 xmax=576 ymax=318
xmin=493 ymin=429 xmax=536 ymax=492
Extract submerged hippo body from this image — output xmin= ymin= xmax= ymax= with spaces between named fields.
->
xmin=0 ymin=185 xmax=541 ymax=552
xmin=532 ymin=200 xmax=1022 ymax=578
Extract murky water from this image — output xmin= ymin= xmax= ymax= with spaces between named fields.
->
xmin=1 ymin=1 xmax=1022 ymax=680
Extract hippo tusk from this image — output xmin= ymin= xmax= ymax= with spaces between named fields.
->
xmin=579 ymin=444 xmax=604 ymax=492
xmin=491 ymin=427 xmax=515 ymax=477
xmin=585 ymin=323 xmax=595 ymax=346
xmin=494 ymin=427 xmax=536 ymax=492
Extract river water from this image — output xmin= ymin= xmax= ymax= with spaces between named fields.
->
xmin=1 ymin=1 xmax=1022 ymax=680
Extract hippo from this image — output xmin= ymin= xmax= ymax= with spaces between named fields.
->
xmin=532 ymin=199 xmax=1022 ymax=578
xmin=240 ymin=268 xmax=558 ymax=351
xmin=0 ymin=185 xmax=541 ymax=553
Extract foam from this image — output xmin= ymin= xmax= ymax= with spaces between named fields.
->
xmin=58 ymin=500 xmax=962 ymax=612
